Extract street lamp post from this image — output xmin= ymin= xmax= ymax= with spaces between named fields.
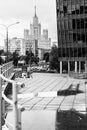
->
xmin=0 ymin=22 xmax=20 ymax=62
xmin=29 ymin=44 xmax=32 ymax=66
xmin=6 ymin=28 xmax=8 ymax=62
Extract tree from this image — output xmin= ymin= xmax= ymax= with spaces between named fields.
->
xmin=25 ymin=51 xmax=34 ymax=65
xmin=4 ymin=51 xmax=13 ymax=62
xmin=49 ymin=45 xmax=59 ymax=72
xmin=0 ymin=56 xmax=3 ymax=65
xmin=43 ymin=53 xmax=49 ymax=62
xmin=0 ymin=49 xmax=4 ymax=55
xmin=13 ymin=50 xmax=19 ymax=66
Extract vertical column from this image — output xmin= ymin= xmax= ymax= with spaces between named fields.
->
xmin=75 ymin=61 xmax=77 ymax=73
xmin=0 ymin=66 xmax=2 ymax=129
xmin=13 ymin=83 xmax=18 ymax=130
xmin=18 ymin=108 xmax=21 ymax=130
xmin=85 ymin=61 xmax=87 ymax=73
xmin=1 ymin=98 xmax=5 ymax=118
xmin=79 ymin=61 xmax=81 ymax=73
xmin=60 ymin=61 xmax=62 ymax=75
xmin=68 ymin=61 xmax=70 ymax=74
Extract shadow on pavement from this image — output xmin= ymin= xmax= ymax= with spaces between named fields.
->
xmin=57 ymin=84 xmax=84 ymax=96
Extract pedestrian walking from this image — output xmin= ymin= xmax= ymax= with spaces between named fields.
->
xmin=27 ymin=65 xmax=33 ymax=78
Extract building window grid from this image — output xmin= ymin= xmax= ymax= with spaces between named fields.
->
xmin=74 ymin=0 xmax=83 ymax=58
xmin=79 ymin=0 xmax=84 ymax=58
xmin=59 ymin=0 xmax=63 ymax=58
xmin=84 ymin=0 xmax=87 ymax=58
xmin=57 ymin=0 xmax=87 ymax=59
xmin=63 ymin=0 xmax=66 ymax=58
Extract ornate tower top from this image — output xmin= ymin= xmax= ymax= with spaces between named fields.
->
xmin=35 ymin=6 xmax=36 ymax=17
xmin=33 ymin=6 xmax=38 ymax=25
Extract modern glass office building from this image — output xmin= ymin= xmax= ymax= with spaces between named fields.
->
xmin=56 ymin=0 xmax=87 ymax=74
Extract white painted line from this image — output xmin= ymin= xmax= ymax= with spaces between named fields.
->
xmin=38 ymin=91 xmax=57 ymax=97
xmin=18 ymin=93 xmax=34 ymax=99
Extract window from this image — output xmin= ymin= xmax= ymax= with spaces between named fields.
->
xmin=82 ymin=48 xmax=85 ymax=57
xmin=81 ymin=34 xmax=85 ymax=42
xmin=58 ymin=21 xmax=61 ymax=30
xmin=64 ymin=20 xmax=68 ymax=30
xmin=65 ymin=31 xmax=69 ymax=43
xmin=72 ymin=10 xmax=75 ymax=14
xmin=66 ymin=48 xmax=69 ymax=57
xmin=69 ymin=33 xmax=73 ymax=41
xmin=58 ymin=48 xmax=62 ymax=57
xmin=68 ymin=20 xmax=72 ymax=29
xmin=57 ymin=9 xmax=60 ymax=17
xmin=76 ymin=9 xmax=79 ymax=14
xmin=62 ymin=48 xmax=66 ymax=57
xmin=72 ymin=19 xmax=75 ymax=29
xmin=73 ymin=33 xmax=76 ymax=42
xmin=80 ymin=6 xmax=84 ymax=14
xmin=63 ymin=6 xmax=67 ymax=14
xmin=61 ymin=20 xmax=64 ymax=30
xmin=85 ymin=19 xmax=87 ymax=28
xmin=85 ymin=6 xmax=87 ymax=13
xmin=81 ymin=19 xmax=84 ymax=29
xmin=77 ymin=19 xmax=80 ymax=29
xmin=74 ymin=48 xmax=78 ymax=57
xmin=70 ymin=48 xmax=74 ymax=57
xmin=78 ymin=48 xmax=82 ymax=57
xmin=77 ymin=33 xmax=81 ymax=41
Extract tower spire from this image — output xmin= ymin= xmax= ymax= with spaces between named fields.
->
xmin=35 ymin=5 xmax=36 ymax=17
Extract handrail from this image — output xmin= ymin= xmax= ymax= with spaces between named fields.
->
xmin=2 ymin=66 xmax=13 ymax=74
xmin=0 ymin=72 xmax=24 ymax=130
xmin=0 ymin=61 xmax=14 ymax=84
xmin=2 ymin=92 xmax=13 ymax=105
xmin=0 ymin=74 xmax=15 ymax=84
xmin=0 ymin=74 xmax=25 ymax=87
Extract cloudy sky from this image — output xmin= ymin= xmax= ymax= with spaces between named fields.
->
xmin=0 ymin=0 xmax=57 ymax=46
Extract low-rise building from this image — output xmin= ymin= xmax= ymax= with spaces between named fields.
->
xmin=4 ymin=37 xmax=25 ymax=56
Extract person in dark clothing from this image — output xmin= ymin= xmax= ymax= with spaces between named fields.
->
xmin=27 ymin=65 xmax=33 ymax=78
xmin=0 ymin=56 xmax=3 ymax=65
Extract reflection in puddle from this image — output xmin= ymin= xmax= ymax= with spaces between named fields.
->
xmin=6 ymin=110 xmax=56 ymax=130
xmin=55 ymin=109 xmax=87 ymax=130
xmin=6 ymin=109 xmax=87 ymax=130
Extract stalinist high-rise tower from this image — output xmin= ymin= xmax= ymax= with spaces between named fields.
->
xmin=30 ymin=6 xmax=41 ymax=40
xmin=24 ymin=6 xmax=51 ymax=59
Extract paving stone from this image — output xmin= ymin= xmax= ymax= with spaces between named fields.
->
xmin=14 ymin=73 xmax=87 ymax=111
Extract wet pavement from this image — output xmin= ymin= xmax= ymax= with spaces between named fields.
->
xmin=13 ymin=73 xmax=87 ymax=111
xmin=6 ymin=73 xmax=87 ymax=130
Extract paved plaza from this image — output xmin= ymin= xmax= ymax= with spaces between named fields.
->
xmin=11 ymin=72 xmax=87 ymax=112
xmin=6 ymin=72 xmax=87 ymax=130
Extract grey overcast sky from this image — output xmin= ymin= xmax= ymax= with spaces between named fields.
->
xmin=0 ymin=0 xmax=57 ymax=46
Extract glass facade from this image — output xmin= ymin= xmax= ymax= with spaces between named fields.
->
xmin=56 ymin=0 xmax=87 ymax=60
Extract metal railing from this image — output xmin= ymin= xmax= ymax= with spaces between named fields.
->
xmin=0 ymin=61 xmax=14 ymax=78
xmin=0 ymin=61 xmax=24 ymax=130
